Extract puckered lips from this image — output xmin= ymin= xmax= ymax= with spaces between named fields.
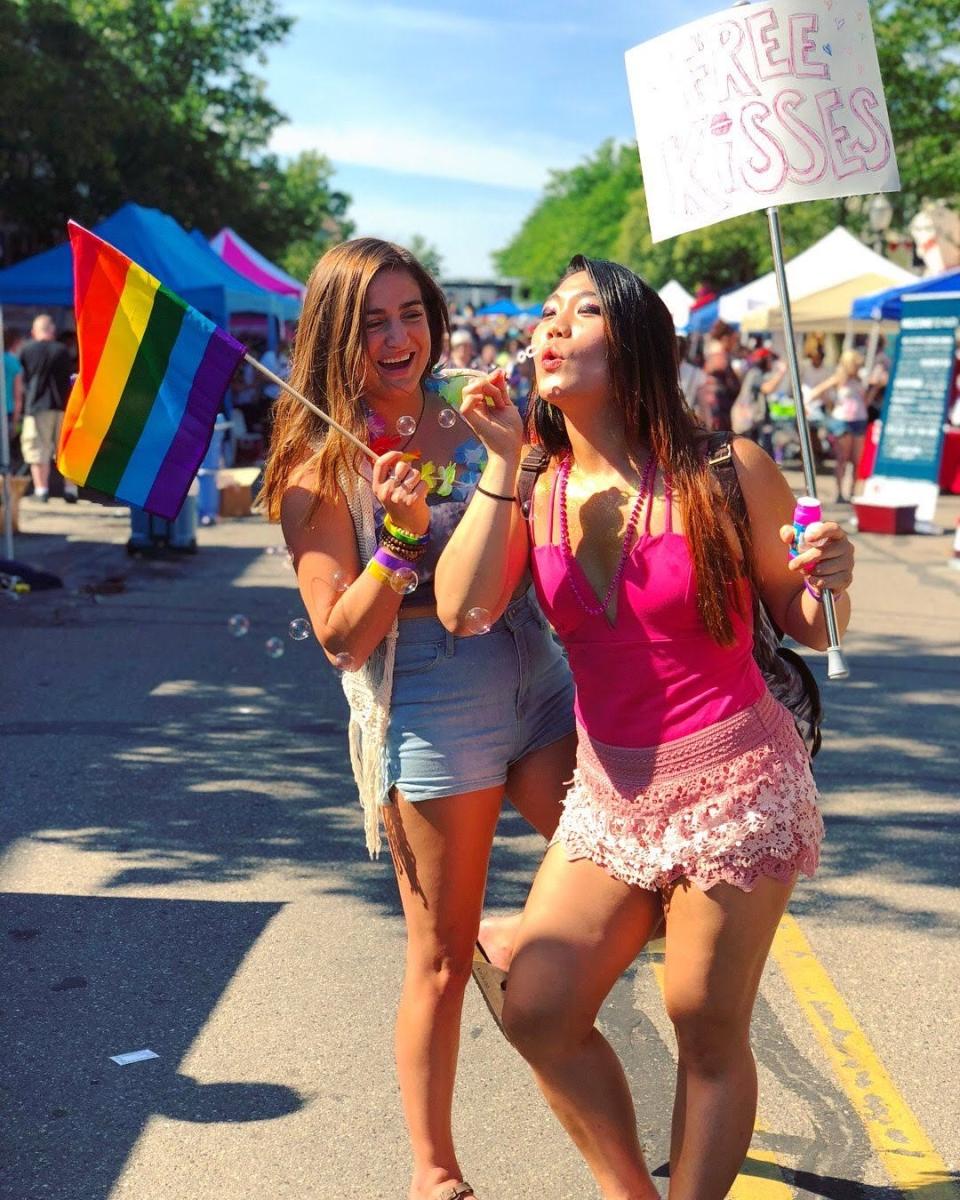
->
xmin=540 ymin=345 xmax=564 ymax=372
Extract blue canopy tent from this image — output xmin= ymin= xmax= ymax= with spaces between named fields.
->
xmin=850 ymin=267 xmax=960 ymax=322
xmin=0 ymin=203 xmax=299 ymax=331
xmin=687 ymin=298 xmax=725 ymax=334
xmin=475 ymin=298 xmax=522 ymax=317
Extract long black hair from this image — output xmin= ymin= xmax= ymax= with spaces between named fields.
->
xmin=528 ymin=255 xmax=746 ymax=645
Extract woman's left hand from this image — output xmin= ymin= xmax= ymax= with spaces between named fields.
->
xmin=781 ymin=520 xmax=854 ymax=594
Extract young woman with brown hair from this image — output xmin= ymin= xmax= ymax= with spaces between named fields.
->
xmin=435 ymin=256 xmax=855 ymax=1199
xmin=259 ymin=238 xmax=575 ymax=1200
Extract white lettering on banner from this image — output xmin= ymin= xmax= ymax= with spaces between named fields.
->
xmin=626 ymin=0 xmax=900 ymax=242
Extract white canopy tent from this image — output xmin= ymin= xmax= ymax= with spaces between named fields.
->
xmin=658 ymin=279 xmax=693 ymax=333
xmin=718 ymin=227 xmax=915 ymax=326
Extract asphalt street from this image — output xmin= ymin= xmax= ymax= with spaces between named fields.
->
xmin=1 ymin=478 xmax=958 ymax=1200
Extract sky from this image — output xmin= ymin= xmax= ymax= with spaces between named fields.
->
xmin=262 ymin=0 xmax=723 ymax=279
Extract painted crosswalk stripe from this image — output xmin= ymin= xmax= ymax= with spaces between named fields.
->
xmin=771 ymin=913 xmax=959 ymax=1197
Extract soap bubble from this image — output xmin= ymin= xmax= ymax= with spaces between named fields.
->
xmin=264 ymin=637 xmax=285 ymax=659
xmin=331 ymin=569 xmax=349 ymax=593
xmin=288 ymin=618 xmax=311 ymax=641
xmin=465 ymin=607 xmax=492 ymax=635
xmin=388 ymin=566 xmax=419 ymax=595
xmin=228 ymin=614 xmax=250 ymax=638
xmin=333 ymin=652 xmax=356 ymax=672
xmin=437 ymin=406 xmax=458 ymax=429
xmin=396 ymin=414 xmax=417 ymax=437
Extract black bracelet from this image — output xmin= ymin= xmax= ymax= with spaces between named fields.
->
xmin=475 ymin=483 xmax=517 ymax=503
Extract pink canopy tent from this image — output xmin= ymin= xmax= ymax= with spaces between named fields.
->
xmin=209 ymin=228 xmax=305 ymax=302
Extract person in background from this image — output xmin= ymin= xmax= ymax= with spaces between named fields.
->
xmin=478 ymin=342 xmax=499 ymax=374
xmin=4 ymin=328 xmax=24 ymax=445
xmin=676 ymin=335 xmax=710 ymax=426
xmin=449 ymin=328 xmax=477 ymax=371
xmin=703 ymin=320 xmax=741 ymax=432
xmin=800 ymin=343 xmax=834 ymax=472
xmin=19 ymin=315 xmax=77 ymax=503
xmin=259 ymin=338 xmax=291 ymax=425
xmin=808 ymin=349 xmax=868 ymax=503
xmin=864 ymin=334 xmax=891 ymax=421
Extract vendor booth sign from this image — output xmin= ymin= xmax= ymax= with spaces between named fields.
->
xmin=861 ymin=293 xmax=960 ymax=526
xmin=626 ymin=0 xmax=900 ymax=243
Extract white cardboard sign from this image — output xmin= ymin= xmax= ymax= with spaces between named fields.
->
xmin=625 ymin=0 xmax=900 ymax=243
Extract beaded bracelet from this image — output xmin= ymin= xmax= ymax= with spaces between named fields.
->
xmin=384 ymin=514 xmax=429 ymax=546
xmin=380 ymin=532 xmax=426 ymax=561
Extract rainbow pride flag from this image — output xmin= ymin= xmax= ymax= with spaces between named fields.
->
xmin=58 ymin=221 xmax=245 ymax=519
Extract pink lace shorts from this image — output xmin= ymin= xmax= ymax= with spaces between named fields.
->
xmin=554 ymin=690 xmax=823 ymax=893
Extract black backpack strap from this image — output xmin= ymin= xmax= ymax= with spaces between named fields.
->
xmin=705 ymin=431 xmax=747 ymax=524
xmin=516 ymin=445 xmax=550 ymax=519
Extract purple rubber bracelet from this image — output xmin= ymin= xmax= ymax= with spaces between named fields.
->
xmin=374 ymin=546 xmax=410 ymax=573
xmin=804 ymin=580 xmax=824 ymax=603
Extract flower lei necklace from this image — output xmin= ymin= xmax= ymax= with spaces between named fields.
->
xmin=559 ymin=453 xmax=656 ymax=618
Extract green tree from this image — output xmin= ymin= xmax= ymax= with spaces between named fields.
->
xmin=407 ymin=234 xmax=444 ymax=279
xmin=872 ymin=0 xmax=960 ymax=223
xmin=0 ymin=0 xmax=353 ymax=272
xmin=494 ymin=141 xmax=643 ymax=299
xmin=496 ymin=0 xmax=960 ymax=295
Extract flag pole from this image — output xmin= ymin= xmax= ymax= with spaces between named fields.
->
xmin=0 ymin=306 xmax=15 ymax=560
xmin=765 ymin=206 xmax=850 ymax=680
xmin=244 ymin=354 xmax=378 ymax=463
xmin=727 ymin=1 xmax=848 ymax=680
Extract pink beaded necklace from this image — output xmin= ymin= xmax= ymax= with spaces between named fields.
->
xmin=558 ymin=453 xmax=656 ymax=618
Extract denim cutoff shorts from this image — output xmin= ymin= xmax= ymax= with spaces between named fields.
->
xmin=385 ymin=589 xmax=575 ymax=803
xmin=827 ymin=417 xmax=868 ymax=437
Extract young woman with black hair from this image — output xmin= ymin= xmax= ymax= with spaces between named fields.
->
xmin=436 ymin=256 xmax=854 ymax=1199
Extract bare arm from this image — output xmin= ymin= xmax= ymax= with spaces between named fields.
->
xmin=281 ymin=450 xmax=429 ymax=669
xmin=434 ymin=371 xmax=531 ymax=633
xmin=807 ymin=369 xmax=841 ymax=404
xmin=732 ymin=438 xmax=853 ymax=651
xmin=760 ymin=361 xmax=787 ymax=395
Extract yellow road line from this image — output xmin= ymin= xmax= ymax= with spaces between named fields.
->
xmin=646 ymin=955 xmax=796 ymax=1198
xmin=771 ymin=913 xmax=959 ymax=1197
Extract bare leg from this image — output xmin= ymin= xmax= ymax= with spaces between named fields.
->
xmin=384 ymin=786 xmax=503 ymax=1200
xmin=478 ymin=732 xmax=577 ymax=970
xmin=502 ymin=847 xmax=663 ymax=1199
xmin=663 ymin=875 xmax=795 ymax=1200
xmin=849 ymin=433 xmax=865 ymax=498
xmin=31 ymin=462 xmax=50 ymax=494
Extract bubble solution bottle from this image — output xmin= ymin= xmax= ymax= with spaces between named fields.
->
xmin=789 ymin=497 xmax=822 ymax=558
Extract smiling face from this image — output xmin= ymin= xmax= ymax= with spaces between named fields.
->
xmin=362 ymin=268 xmax=432 ymax=404
xmin=532 ymin=270 xmax=611 ymax=410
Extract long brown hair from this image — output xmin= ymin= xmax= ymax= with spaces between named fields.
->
xmin=529 ymin=255 xmax=745 ymax=645
xmin=259 ymin=238 xmax=449 ymax=521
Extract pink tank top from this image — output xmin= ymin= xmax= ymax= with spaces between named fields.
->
xmin=530 ymin=467 xmax=765 ymax=748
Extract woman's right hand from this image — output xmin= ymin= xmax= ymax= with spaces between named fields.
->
xmin=372 ymin=450 xmax=430 ymax=537
xmin=458 ymin=369 xmax=524 ymax=462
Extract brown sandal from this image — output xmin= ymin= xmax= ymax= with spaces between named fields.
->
xmin=435 ymin=1185 xmax=475 ymax=1200
xmin=471 ymin=941 xmax=507 ymax=1032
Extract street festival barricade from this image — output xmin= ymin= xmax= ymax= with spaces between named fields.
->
xmin=857 ymin=293 xmax=960 ymax=532
xmin=625 ymin=0 xmax=902 ymax=679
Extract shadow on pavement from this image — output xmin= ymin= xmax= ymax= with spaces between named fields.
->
xmin=0 ymin=892 xmax=303 ymax=1200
